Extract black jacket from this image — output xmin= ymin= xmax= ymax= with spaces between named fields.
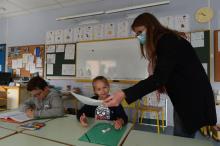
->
xmin=77 ymin=96 xmax=128 ymax=124
xmin=123 ymin=33 xmax=216 ymax=134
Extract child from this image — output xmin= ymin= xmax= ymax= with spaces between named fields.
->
xmin=22 ymin=76 xmax=64 ymax=118
xmin=77 ymin=76 xmax=128 ymax=129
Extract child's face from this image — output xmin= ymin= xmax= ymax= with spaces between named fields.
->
xmin=31 ymin=87 xmax=49 ymax=100
xmin=93 ymin=80 xmax=110 ymax=100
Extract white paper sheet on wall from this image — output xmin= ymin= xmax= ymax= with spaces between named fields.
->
xmin=16 ymin=69 xmax=20 ymax=76
xmin=93 ymin=24 xmax=104 ymax=40
xmin=46 ymin=31 xmax=55 ymax=44
xmin=30 ymin=63 xmax=36 ymax=73
xmin=159 ymin=16 xmax=175 ymax=29
xmin=74 ymin=27 xmax=84 ymax=42
xmin=28 ymin=55 xmax=34 ymax=63
xmin=36 ymin=57 xmax=42 ymax=68
xmin=83 ymin=26 xmax=93 ymax=41
xmin=117 ymin=20 xmax=129 ymax=38
xmin=62 ymin=64 xmax=75 ymax=75
xmin=64 ymin=28 xmax=73 ymax=43
xmin=47 ymin=54 xmax=56 ymax=64
xmin=17 ymin=59 xmax=23 ymax=69
xmin=47 ymin=64 xmax=53 ymax=75
xmin=25 ymin=63 xmax=30 ymax=71
xmin=46 ymin=45 xmax=55 ymax=53
xmin=191 ymin=32 xmax=204 ymax=48
xmin=65 ymin=44 xmax=75 ymax=60
xmin=55 ymin=29 xmax=64 ymax=44
xmin=104 ymin=23 xmax=115 ymax=38
xmin=56 ymin=45 xmax=65 ymax=52
xmin=22 ymin=54 xmax=29 ymax=64
xmin=174 ymin=14 xmax=190 ymax=32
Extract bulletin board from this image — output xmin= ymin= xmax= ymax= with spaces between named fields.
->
xmin=45 ymin=43 xmax=76 ymax=79
xmin=7 ymin=45 xmax=45 ymax=77
xmin=214 ymin=30 xmax=220 ymax=81
xmin=188 ymin=30 xmax=210 ymax=78
xmin=0 ymin=44 xmax=6 ymax=72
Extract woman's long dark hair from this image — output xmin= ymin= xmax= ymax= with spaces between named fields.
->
xmin=131 ymin=12 xmax=185 ymax=69
xmin=132 ymin=13 xmax=186 ymax=93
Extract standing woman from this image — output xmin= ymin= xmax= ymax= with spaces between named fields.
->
xmin=104 ymin=12 xmax=216 ymax=138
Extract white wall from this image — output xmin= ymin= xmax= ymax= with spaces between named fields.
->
xmin=0 ymin=18 xmax=6 ymax=44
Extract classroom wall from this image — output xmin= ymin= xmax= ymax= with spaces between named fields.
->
xmin=1 ymin=0 xmax=220 ymax=126
xmin=0 ymin=18 xmax=6 ymax=44
xmin=2 ymin=0 xmax=211 ymax=46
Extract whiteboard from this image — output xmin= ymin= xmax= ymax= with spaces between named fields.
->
xmin=76 ymin=38 xmax=148 ymax=80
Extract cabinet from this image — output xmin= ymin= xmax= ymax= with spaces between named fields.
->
xmin=0 ymin=86 xmax=31 ymax=109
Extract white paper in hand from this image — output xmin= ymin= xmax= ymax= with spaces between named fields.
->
xmin=71 ymin=92 xmax=103 ymax=106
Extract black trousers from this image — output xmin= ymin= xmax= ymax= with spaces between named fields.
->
xmin=173 ymin=111 xmax=196 ymax=138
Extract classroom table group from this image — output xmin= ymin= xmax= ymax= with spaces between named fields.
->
xmin=0 ymin=114 xmax=213 ymax=146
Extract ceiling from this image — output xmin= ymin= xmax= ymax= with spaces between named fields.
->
xmin=0 ymin=0 xmax=101 ymax=17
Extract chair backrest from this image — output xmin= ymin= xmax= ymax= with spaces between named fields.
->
xmin=121 ymin=98 xmax=136 ymax=109
xmin=138 ymin=96 xmax=148 ymax=107
xmin=139 ymin=94 xmax=161 ymax=107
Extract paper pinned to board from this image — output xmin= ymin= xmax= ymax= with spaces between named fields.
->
xmin=71 ymin=92 xmax=103 ymax=106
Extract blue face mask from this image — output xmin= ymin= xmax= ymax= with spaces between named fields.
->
xmin=137 ymin=31 xmax=146 ymax=45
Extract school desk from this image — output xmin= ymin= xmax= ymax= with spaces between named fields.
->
xmin=122 ymin=130 xmax=213 ymax=146
xmin=22 ymin=115 xmax=133 ymax=146
xmin=0 ymin=133 xmax=68 ymax=146
xmin=0 ymin=127 xmax=16 ymax=139
xmin=0 ymin=118 xmax=54 ymax=132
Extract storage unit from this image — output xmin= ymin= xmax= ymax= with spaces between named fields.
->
xmin=0 ymin=86 xmax=31 ymax=109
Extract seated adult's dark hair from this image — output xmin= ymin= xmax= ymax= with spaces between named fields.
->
xmin=27 ymin=76 xmax=48 ymax=91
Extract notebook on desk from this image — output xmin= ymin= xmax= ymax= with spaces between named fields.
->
xmin=0 ymin=111 xmax=33 ymax=123
xmin=79 ymin=122 xmax=127 ymax=146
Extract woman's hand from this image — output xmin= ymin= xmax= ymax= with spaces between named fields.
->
xmin=113 ymin=118 xmax=124 ymax=130
xmin=103 ymin=90 xmax=125 ymax=107
xmin=80 ymin=113 xmax=88 ymax=127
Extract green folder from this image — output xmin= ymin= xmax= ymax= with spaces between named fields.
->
xmin=79 ymin=122 xmax=127 ymax=146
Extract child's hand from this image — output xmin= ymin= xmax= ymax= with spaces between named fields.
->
xmin=113 ymin=119 xmax=124 ymax=130
xmin=80 ymin=113 xmax=88 ymax=127
xmin=95 ymin=115 xmax=98 ymax=120
xmin=25 ymin=109 xmax=34 ymax=118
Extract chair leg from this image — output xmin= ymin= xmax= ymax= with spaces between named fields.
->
xmin=132 ymin=109 xmax=138 ymax=124
xmin=162 ymin=111 xmax=165 ymax=131
xmin=73 ymin=100 xmax=78 ymax=114
xmin=156 ymin=112 xmax=160 ymax=134
xmin=140 ymin=111 xmax=144 ymax=124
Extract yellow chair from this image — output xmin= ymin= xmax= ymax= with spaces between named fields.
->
xmin=121 ymin=98 xmax=138 ymax=124
xmin=137 ymin=96 xmax=165 ymax=134
xmin=0 ymin=87 xmax=7 ymax=111
xmin=200 ymin=126 xmax=211 ymax=137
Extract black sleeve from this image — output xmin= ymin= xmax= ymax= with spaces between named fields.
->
xmin=76 ymin=105 xmax=96 ymax=120
xmin=114 ymin=104 xmax=128 ymax=124
xmin=76 ymin=95 xmax=98 ymax=120
xmin=123 ymin=34 xmax=179 ymax=104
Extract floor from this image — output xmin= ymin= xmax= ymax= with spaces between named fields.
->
xmin=133 ymin=124 xmax=220 ymax=146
